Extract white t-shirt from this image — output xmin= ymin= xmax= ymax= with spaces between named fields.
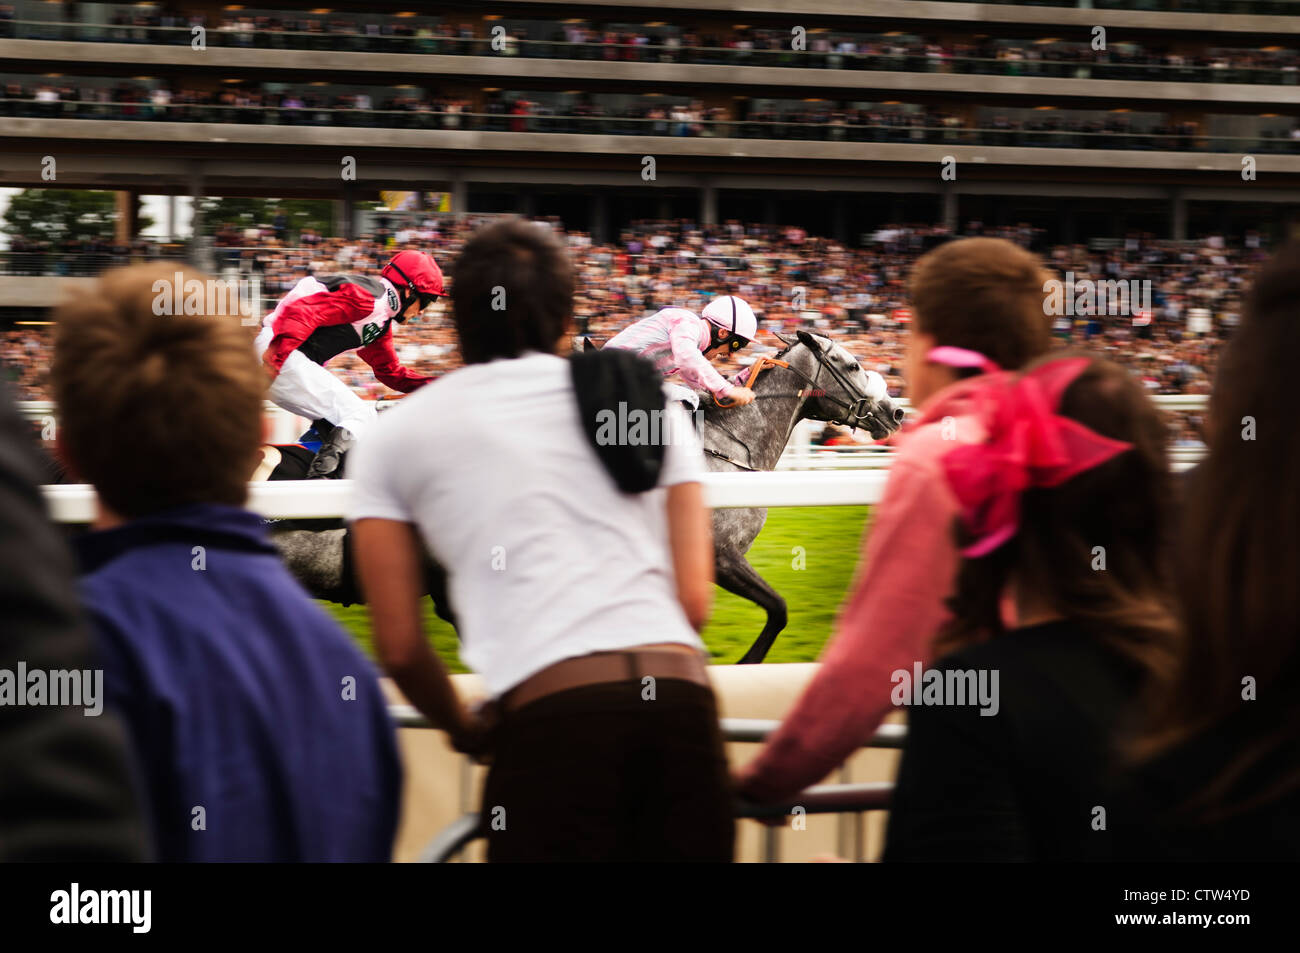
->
xmin=348 ymin=352 xmax=707 ymax=697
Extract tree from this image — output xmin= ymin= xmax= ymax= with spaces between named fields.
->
xmin=1 ymin=189 xmax=152 ymax=244
xmin=196 ymin=197 xmax=335 ymax=238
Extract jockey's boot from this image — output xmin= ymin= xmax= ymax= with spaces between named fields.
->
xmin=305 ymin=426 xmax=356 ymax=479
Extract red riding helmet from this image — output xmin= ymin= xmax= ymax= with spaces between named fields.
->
xmin=382 ymin=250 xmax=444 ymax=318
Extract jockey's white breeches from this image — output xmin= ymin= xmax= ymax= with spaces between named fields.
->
xmin=255 ymin=326 xmax=377 ymax=437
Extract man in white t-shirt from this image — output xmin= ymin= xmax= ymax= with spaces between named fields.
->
xmin=348 ymin=218 xmax=733 ymax=862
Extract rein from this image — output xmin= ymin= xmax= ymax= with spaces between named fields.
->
xmin=714 ymin=356 xmax=790 ymax=407
xmin=713 ymin=345 xmax=882 ymax=427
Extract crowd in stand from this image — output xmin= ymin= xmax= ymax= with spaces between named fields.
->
xmin=4 ymin=74 xmax=1290 ymax=150
xmin=3 ymin=4 xmax=1298 ymax=83
xmin=3 ymin=221 xmax=1297 ymax=864
xmin=2 ymin=218 xmax=1260 ymax=454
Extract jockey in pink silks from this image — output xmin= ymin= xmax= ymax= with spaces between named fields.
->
xmin=602 ymin=295 xmax=759 ymax=411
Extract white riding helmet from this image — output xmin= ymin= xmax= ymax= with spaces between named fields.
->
xmin=701 ymin=295 xmax=758 ymax=352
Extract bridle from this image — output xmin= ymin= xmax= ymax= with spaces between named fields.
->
xmin=704 ymin=340 xmax=893 ymax=471
xmin=716 ymin=343 xmax=884 ymax=426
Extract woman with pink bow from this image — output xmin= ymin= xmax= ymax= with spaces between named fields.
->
xmin=883 ymin=353 xmax=1177 ymax=860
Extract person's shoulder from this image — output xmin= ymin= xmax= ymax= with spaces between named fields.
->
xmin=77 ymin=549 xmax=203 ymax=651
xmin=79 ymin=550 xmax=177 ymax=607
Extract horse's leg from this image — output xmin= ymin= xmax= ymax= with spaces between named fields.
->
xmin=270 ymin=527 xmax=361 ymax=604
xmin=715 ymin=549 xmax=788 ymax=664
xmin=271 ymin=524 xmax=458 ymax=631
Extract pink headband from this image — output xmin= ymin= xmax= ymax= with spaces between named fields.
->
xmin=926 ymin=346 xmax=1002 ymax=375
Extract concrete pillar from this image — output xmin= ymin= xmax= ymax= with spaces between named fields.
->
xmin=830 ymin=198 xmax=847 ymax=243
xmin=940 ymin=185 xmax=958 ymax=233
xmin=337 ymin=188 xmax=356 ymax=240
xmin=451 ymin=175 xmax=468 ymax=219
xmin=187 ymin=163 xmax=214 ymax=272
xmin=188 ymin=165 xmax=203 ymax=233
xmin=1061 ymin=200 xmax=1076 ymax=246
xmin=591 ymin=192 xmax=608 ymax=244
xmin=1171 ymin=189 xmax=1188 ymax=242
xmin=166 ymin=194 xmax=177 ymax=243
xmin=700 ymin=184 xmax=718 ymax=226
xmin=114 ymin=190 xmax=139 ymax=242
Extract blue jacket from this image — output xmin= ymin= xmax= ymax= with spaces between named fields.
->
xmin=75 ymin=504 xmax=401 ymax=862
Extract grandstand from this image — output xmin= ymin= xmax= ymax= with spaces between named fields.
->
xmin=0 ymin=1 xmax=1290 ymax=406
xmin=0 ymin=0 xmax=1297 ymax=246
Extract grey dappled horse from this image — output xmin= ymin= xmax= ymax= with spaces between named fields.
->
xmin=270 ymin=329 xmax=903 ymax=662
xmin=703 ymin=330 xmax=903 ymax=662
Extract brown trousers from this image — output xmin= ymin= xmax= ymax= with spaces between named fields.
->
xmin=481 ymin=677 xmax=735 ymax=862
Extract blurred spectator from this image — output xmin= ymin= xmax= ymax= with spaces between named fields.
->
xmin=51 ymin=264 xmax=401 ymax=862
xmin=734 ymin=237 xmax=1055 ymax=804
xmin=884 ymin=354 xmax=1177 ymax=860
xmin=0 ymin=383 xmax=148 ymax=861
xmin=349 ymin=219 xmax=732 ymax=862
xmin=1120 ymin=243 xmax=1300 ymax=860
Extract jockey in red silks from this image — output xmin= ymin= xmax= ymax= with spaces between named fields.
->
xmin=603 ymin=295 xmax=759 ymax=411
xmin=255 ymin=250 xmax=443 ymax=478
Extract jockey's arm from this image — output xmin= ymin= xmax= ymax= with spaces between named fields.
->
xmin=667 ymin=317 xmax=732 ymax=398
xmin=263 ymin=290 xmax=367 ymax=374
xmin=356 ymin=331 xmax=432 ymax=394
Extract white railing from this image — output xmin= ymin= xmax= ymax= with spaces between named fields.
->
xmin=781 ymin=444 xmax=1205 ymax=471
xmin=780 ymin=394 xmax=1207 ymax=471
xmin=42 ymin=470 xmax=893 ymax=524
xmin=29 ymin=391 xmax=1209 ymax=523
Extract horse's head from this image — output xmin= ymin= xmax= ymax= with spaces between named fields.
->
xmin=774 ymin=329 xmax=905 ymax=441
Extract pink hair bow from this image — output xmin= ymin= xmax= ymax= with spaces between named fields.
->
xmin=938 ymin=357 xmax=1134 ymax=557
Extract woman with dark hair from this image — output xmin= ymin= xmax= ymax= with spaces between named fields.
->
xmin=884 ymin=353 xmax=1179 ymax=861
xmin=1120 ymin=244 xmax=1300 ymax=861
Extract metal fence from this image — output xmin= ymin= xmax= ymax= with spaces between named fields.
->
xmin=390 ymin=709 xmax=907 ymax=863
xmin=2 ymin=96 xmax=1294 ymax=154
